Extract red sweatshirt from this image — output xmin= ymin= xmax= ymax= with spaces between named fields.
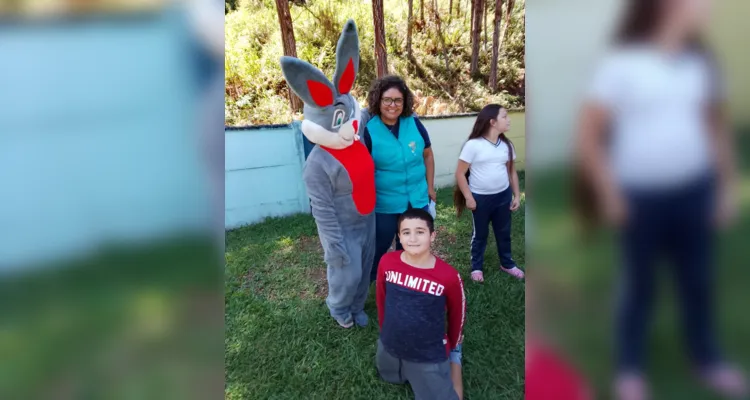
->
xmin=376 ymin=251 xmax=466 ymax=363
xmin=525 ymin=338 xmax=593 ymax=400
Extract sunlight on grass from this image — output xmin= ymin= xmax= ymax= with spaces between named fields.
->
xmin=131 ymin=291 xmax=171 ymax=338
xmin=275 ymin=237 xmax=295 ymax=255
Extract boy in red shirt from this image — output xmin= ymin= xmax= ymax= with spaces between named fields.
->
xmin=376 ymin=208 xmax=466 ymax=400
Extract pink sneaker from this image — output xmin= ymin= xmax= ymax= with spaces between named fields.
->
xmin=699 ymin=364 xmax=749 ymax=398
xmin=614 ymin=373 xmax=649 ymax=400
xmin=500 ymin=265 xmax=525 ymax=280
xmin=470 ymin=270 xmax=484 ymax=282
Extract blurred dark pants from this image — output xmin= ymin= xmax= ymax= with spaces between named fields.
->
xmin=617 ymin=172 xmax=720 ymax=373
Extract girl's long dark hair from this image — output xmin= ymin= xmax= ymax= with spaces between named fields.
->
xmin=615 ymin=0 xmax=664 ymax=44
xmin=615 ymin=0 xmax=708 ymax=49
xmin=454 ymin=104 xmax=514 ymax=218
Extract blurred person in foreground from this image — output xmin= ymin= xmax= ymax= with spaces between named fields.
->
xmin=575 ymin=0 xmax=747 ymax=399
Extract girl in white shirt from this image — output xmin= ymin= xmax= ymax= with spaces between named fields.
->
xmin=454 ymin=104 xmax=524 ymax=282
xmin=576 ymin=0 xmax=746 ymax=399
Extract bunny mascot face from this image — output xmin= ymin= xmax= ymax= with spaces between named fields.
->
xmin=280 ymin=19 xmax=363 ymax=150
xmin=280 ymin=20 xmax=376 ymax=329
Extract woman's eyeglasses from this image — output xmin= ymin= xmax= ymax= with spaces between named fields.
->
xmin=381 ymin=97 xmax=404 ymax=106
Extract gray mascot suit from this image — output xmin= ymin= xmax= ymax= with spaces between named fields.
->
xmin=280 ymin=20 xmax=376 ymax=328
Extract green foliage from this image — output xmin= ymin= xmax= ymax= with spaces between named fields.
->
xmin=226 ymin=0 xmax=525 ymax=126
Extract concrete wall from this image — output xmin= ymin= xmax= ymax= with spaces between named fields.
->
xmin=425 ymin=112 xmax=526 ymax=188
xmin=225 ymin=112 xmax=525 ymax=229
xmin=526 ymin=0 xmax=749 ymax=170
xmin=224 ymin=124 xmax=310 ymax=230
xmin=526 ymin=0 xmax=623 ymax=169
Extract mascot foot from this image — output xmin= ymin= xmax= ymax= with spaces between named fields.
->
xmin=353 ymin=311 xmax=369 ymax=327
xmin=334 ymin=314 xmax=354 ymax=328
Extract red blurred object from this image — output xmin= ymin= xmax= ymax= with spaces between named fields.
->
xmin=526 ymin=338 xmax=593 ymax=400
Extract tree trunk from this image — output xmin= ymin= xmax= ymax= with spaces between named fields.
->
xmin=420 ymin=0 xmax=425 ymax=23
xmin=483 ymin=0 xmax=488 ymax=49
xmin=449 ymin=0 xmax=453 ymax=17
xmin=470 ymin=0 xmax=474 ymax=32
xmin=373 ymin=0 xmax=389 ymax=78
xmin=498 ymin=0 xmax=514 ymax=50
xmin=274 ymin=0 xmax=302 ymax=112
xmin=407 ymin=0 xmax=414 ymax=58
xmin=488 ymin=0 xmax=503 ymax=91
xmin=433 ymin=0 xmax=450 ymax=72
xmin=470 ymin=0 xmax=483 ymax=76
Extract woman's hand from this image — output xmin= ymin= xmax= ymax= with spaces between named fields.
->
xmin=466 ymin=196 xmax=477 ymax=211
xmin=510 ymin=193 xmax=521 ymax=211
xmin=429 ymin=187 xmax=437 ymax=202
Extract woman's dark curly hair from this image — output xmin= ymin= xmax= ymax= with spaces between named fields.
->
xmin=366 ymin=75 xmax=415 ymax=118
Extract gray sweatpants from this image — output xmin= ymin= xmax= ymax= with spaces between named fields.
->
xmin=376 ymin=339 xmax=459 ymax=400
xmin=326 ymin=213 xmax=376 ymax=319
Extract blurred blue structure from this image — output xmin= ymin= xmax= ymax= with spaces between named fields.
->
xmin=0 ymin=9 xmax=215 ymax=271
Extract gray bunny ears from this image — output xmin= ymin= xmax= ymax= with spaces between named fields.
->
xmin=280 ymin=19 xmax=360 ymax=109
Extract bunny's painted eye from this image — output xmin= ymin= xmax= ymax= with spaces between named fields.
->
xmin=331 ymin=109 xmax=346 ymax=129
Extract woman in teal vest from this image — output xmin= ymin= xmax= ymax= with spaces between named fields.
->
xmin=361 ymin=75 xmax=436 ymax=282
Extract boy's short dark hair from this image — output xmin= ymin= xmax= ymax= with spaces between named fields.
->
xmin=397 ymin=208 xmax=435 ymax=233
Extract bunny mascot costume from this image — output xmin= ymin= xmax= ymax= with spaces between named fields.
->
xmin=280 ymin=20 xmax=376 ymax=329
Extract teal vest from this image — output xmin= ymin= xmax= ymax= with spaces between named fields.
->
xmin=367 ymin=115 xmax=429 ymax=214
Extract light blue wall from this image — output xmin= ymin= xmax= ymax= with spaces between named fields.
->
xmin=225 ymin=123 xmax=310 ymax=230
xmin=225 ymin=113 xmax=525 ymax=229
xmin=0 ymin=10 xmax=213 ymax=270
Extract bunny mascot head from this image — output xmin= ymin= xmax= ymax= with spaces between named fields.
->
xmin=280 ymin=19 xmax=363 ymax=149
xmin=279 ymin=19 xmax=376 ymax=329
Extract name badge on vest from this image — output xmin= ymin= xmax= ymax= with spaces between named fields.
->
xmin=409 ymin=141 xmax=417 ymax=155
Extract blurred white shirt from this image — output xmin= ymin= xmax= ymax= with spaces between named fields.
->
xmin=587 ymin=45 xmax=719 ymax=190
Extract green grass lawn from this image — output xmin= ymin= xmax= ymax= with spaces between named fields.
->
xmin=0 ymin=236 xmax=224 ymax=399
xmin=224 ymin=174 xmax=526 ymax=399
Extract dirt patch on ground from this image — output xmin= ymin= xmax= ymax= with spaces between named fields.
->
xmin=241 ymin=269 xmax=278 ymax=301
xmin=301 ymin=268 xmax=328 ymax=300
xmin=432 ymin=225 xmax=459 ymax=261
xmin=436 ymin=225 xmax=458 ymax=244
xmin=432 ymin=247 xmax=451 ymax=262
xmin=241 ymin=269 xmax=255 ymax=292
xmin=298 ymin=235 xmax=327 ymax=299
xmin=299 ymin=236 xmax=324 ymax=255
